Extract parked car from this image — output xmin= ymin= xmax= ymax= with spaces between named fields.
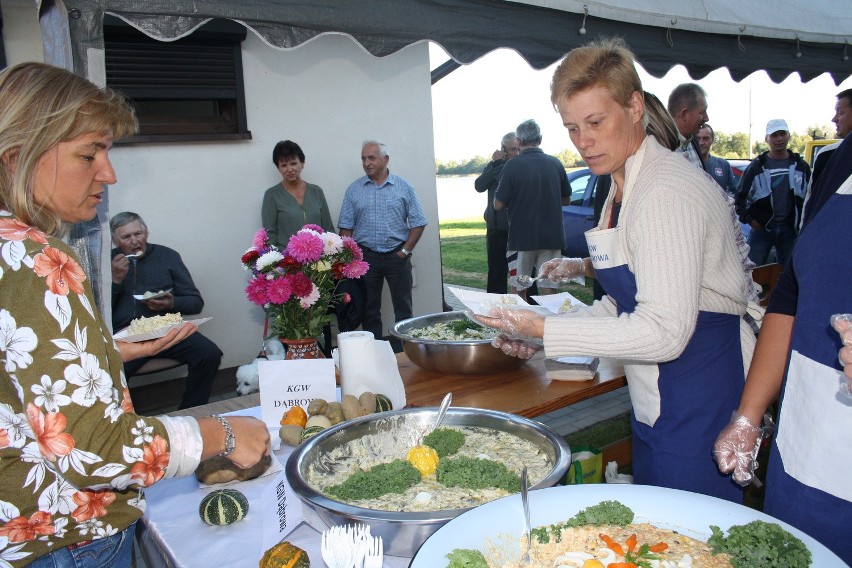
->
xmin=729 ymin=158 xmax=750 ymax=179
xmin=562 ymin=168 xmax=599 ymax=258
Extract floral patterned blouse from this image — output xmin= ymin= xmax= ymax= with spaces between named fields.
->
xmin=0 ymin=213 xmax=201 ymax=566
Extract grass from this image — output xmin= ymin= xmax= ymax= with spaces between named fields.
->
xmin=439 ymin=218 xmax=595 ymax=304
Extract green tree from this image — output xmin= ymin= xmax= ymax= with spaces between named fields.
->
xmin=554 ymin=148 xmax=582 ymax=168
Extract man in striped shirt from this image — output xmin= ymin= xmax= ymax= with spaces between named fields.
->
xmin=339 ymin=140 xmax=428 ymax=346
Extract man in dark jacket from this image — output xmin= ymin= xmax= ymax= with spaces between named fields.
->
xmin=111 ymin=211 xmax=222 ymax=409
xmin=735 ymin=119 xmax=810 ymax=267
xmin=474 ymin=132 xmax=520 ymax=293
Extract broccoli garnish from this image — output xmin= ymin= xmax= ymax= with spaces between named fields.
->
xmin=445 ymin=548 xmax=488 ymax=568
xmin=436 ymin=456 xmax=520 ymax=492
xmin=423 ymin=428 xmax=465 ymax=457
xmin=327 ymin=459 xmax=421 ymax=500
xmin=708 ymin=520 xmax=811 ymax=567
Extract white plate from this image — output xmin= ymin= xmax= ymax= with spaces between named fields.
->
xmin=530 ymin=291 xmax=585 ymax=314
xmin=133 ymin=288 xmax=173 ymax=301
xmin=113 ymin=317 xmax=212 ymax=343
xmin=410 ymin=484 xmax=842 ymax=566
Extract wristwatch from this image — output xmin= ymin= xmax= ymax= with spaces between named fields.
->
xmin=214 ymin=415 xmax=236 ymax=457
xmin=401 ymin=247 xmax=412 ymax=256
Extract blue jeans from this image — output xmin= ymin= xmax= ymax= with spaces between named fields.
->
xmin=747 ymin=223 xmax=797 ymax=267
xmin=28 ymin=522 xmax=135 ymax=568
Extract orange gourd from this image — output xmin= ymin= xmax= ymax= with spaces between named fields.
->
xmin=259 ymin=541 xmax=309 ymax=568
xmin=280 ymin=406 xmax=307 ymax=428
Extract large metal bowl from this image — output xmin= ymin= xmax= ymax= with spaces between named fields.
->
xmin=389 ymin=311 xmax=527 ymax=375
xmin=285 ymin=406 xmax=571 ymax=557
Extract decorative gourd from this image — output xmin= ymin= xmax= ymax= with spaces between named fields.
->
xmin=199 ymin=488 xmax=249 ymax=526
xmin=300 ymin=425 xmax=325 ymax=442
xmin=259 ymin=540 xmax=310 ymax=568
xmin=280 ymin=406 xmax=307 ymax=427
xmin=375 ymin=393 xmax=393 ymax=412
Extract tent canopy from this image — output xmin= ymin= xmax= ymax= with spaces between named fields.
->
xmin=43 ymin=0 xmax=851 ymax=85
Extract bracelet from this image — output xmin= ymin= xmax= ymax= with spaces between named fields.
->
xmin=213 ymin=415 xmax=236 ymax=457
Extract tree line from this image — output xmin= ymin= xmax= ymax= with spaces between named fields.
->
xmin=436 ymin=125 xmax=834 ymax=175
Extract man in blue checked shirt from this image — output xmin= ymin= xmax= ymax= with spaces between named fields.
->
xmin=339 ymin=140 xmax=427 ymax=346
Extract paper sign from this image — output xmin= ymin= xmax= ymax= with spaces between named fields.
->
xmin=258 ymin=359 xmax=337 ymax=428
xmin=260 ymin=468 xmax=304 ymax=551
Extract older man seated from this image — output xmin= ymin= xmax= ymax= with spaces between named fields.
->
xmin=110 ymin=211 xmax=222 ymax=409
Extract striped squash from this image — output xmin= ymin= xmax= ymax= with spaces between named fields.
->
xmin=199 ymin=488 xmax=249 ymax=526
xmin=375 ymin=393 xmax=393 ymax=412
xmin=259 ymin=541 xmax=310 ymax=568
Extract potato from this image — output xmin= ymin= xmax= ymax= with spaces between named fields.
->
xmin=341 ymin=394 xmax=368 ymax=420
xmin=306 ymin=414 xmax=332 ymax=429
xmin=278 ymin=424 xmax=304 ymax=446
xmin=324 ymin=402 xmax=345 ymax=425
xmin=358 ymin=392 xmax=377 ymax=415
xmin=307 ymin=398 xmax=328 ymax=416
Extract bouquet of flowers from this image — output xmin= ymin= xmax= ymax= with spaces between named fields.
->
xmin=241 ymin=225 xmax=369 ymax=339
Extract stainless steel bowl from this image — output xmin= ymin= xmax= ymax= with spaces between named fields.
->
xmin=285 ymin=406 xmax=571 ymax=557
xmin=389 ymin=311 xmax=527 ymax=375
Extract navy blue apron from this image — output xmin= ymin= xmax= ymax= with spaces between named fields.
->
xmin=763 ymin=185 xmax=852 ymax=563
xmin=587 ymin=172 xmax=743 ymax=502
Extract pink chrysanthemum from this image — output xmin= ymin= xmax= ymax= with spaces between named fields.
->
xmin=286 ymin=231 xmax=324 ymax=264
xmin=342 ymin=260 xmax=369 ymax=279
xmin=266 ymin=277 xmax=293 ymax=304
xmin=245 ymin=276 xmax=270 ymax=305
xmin=299 ymin=283 xmax=321 ymax=308
xmin=341 ymin=236 xmax=363 ymax=261
xmin=252 ymin=228 xmax=269 ymax=250
xmin=288 ymin=272 xmax=313 ymax=297
xmin=303 ymin=224 xmax=324 ymax=234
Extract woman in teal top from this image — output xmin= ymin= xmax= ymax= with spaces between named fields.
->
xmin=262 ymin=140 xmax=335 ymax=248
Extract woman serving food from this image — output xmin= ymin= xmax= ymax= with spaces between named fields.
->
xmin=0 ymin=62 xmax=269 ymax=567
xmin=476 ymin=39 xmax=755 ymax=502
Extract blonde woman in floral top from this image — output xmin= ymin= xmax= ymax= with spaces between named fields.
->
xmin=0 ymin=63 xmax=270 ymax=567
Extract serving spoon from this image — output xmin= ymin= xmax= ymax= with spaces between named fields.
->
xmin=515 ymin=274 xmax=542 ymax=290
xmin=520 ymin=466 xmax=532 ymax=565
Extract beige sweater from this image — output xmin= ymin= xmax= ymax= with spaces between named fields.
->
xmin=544 ymin=136 xmax=755 ymax=367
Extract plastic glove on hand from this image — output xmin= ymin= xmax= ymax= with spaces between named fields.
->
xmin=540 ymin=257 xmax=585 ymax=283
xmin=492 ymin=333 xmax=543 ymax=359
xmin=713 ymin=412 xmax=767 ymax=487
xmin=831 ymin=314 xmax=852 ymax=383
xmin=473 ymin=306 xmax=546 ymax=339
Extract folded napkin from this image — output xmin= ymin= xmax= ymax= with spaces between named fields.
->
xmin=335 ymin=331 xmax=407 ymax=410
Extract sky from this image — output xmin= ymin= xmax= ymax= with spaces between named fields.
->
xmin=429 ymin=43 xmax=852 ymax=162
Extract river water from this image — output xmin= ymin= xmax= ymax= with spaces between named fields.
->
xmin=435 ymin=175 xmax=487 ymax=222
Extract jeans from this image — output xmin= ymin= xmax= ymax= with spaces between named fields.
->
xmin=28 ymin=521 xmax=135 ymax=568
xmin=747 ymin=223 xmax=797 ymax=267
xmin=361 ymin=248 xmax=413 ymax=348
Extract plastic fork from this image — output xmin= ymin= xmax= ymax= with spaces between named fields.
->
xmin=363 ymin=536 xmax=383 ymax=568
xmin=320 ymin=526 xmax=355 ymax=568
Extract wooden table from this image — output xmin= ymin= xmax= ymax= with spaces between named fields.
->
xmin=173 ymin=352 xmax=626 ymax=419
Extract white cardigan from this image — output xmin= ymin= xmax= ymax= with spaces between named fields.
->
xmin=544 ymin=136 xmax=755 ymax=370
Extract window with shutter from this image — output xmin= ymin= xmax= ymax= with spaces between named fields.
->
xmin=104 ymin=16 xmax=251 ymax=143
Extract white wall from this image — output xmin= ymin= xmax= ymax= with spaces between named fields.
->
xmin=3 ymin=7 xmax=443 ymax=369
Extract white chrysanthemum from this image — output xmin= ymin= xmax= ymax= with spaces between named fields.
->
xmin=321 ymin=232 xmax=343 ymax=255
xmin=299 ymin=283 xmax=321 ymax=308
xmin=256 ymin=250 xmax=284 ymax=271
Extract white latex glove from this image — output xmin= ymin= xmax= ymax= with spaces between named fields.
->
xmin=540 ymin=257 xmax=585 ymax=283
xmin=714 ymin=412 xmax=773 ymax=486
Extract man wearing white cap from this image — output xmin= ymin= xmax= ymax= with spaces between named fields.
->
xmin=735 ymin=118 xmax=810 ymax=267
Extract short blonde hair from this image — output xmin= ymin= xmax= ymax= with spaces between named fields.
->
xmin=550 ymin=38 xmax=642 ymax=110
xmin=0 ymin=62 xmax=137 ymax=235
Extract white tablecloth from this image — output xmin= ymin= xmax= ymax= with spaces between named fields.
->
xmin=138 ymin=407 xmax=409 ymax=567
